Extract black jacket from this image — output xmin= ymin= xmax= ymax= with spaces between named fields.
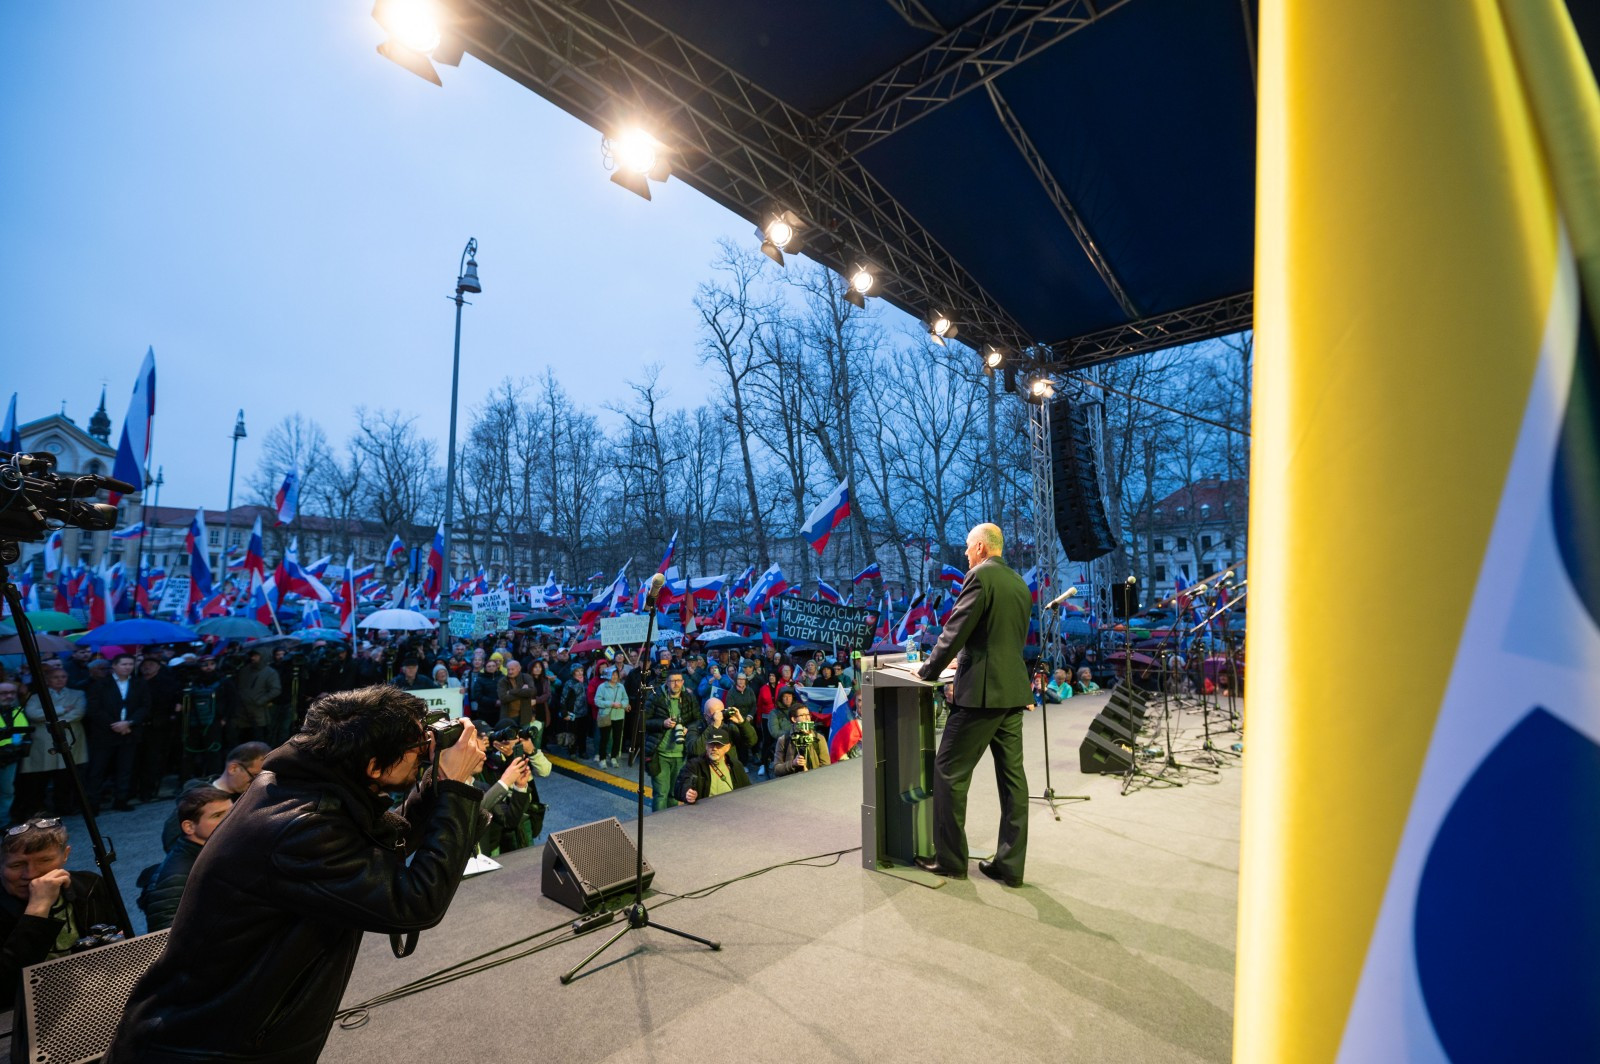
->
xmin=84 ymin=675 xmax=150 ymax=742
xmin=917 ymin=557 xmax=1033 ymax=709
xmin=0 ymin=870 xmax=119 ymax=1006
xmin=672 ymin=754 xmax=750 ymax=803
xmin=643 ymin=687 xmax=694 ymax=759
xmin=138 ymin=838 xmax=202 ymax=932
xmin=106 ymin=740 xmax=483 ymax=1063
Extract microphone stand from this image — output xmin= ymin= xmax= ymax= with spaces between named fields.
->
xmin=0 ymin=547 xmax=135 ymax=937
xmin=561 ymin=588 xmax=719 ymax=985
xmin=1027 ymin=605 xmax=1089 ymax=819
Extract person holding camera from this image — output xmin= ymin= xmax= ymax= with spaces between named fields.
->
xmin=773 ymin=701 xmax=831 ymax=776
xmin=476 ymin=725 xmax=551 ymax=853
xmin=643 ymin=670 xmax=691 ymax=811
xmin=672 ymin=727 xmax=750 ymax=804
xmin=0 ymin=818 xmax=119 ymax=1004
xmin=107 ymin=686 xmax=486 ymax=1064
xmin=686 ymin=697 xmax=756 ymax=764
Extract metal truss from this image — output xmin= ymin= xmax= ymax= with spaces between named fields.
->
xmin=985 ymin=80 xmax=1139 ymax=320
xmin=1043 ymin=292 xmax=1254 ymax=370
xmin=1027 ymin=400 xmax=1063 ymax=675
xmin=455 ymin=0 xmax=1035 ymax=354
xmin=818 ymin=0 xmax=1133 ymax=156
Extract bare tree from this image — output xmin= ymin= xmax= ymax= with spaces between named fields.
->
xmin=351 ymin=408 xmax=440 ymax=543
xmin=695 ymin=240 xmax=776 ymax=567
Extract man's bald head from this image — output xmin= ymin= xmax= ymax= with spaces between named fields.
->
xmin=966 ymin=523 xmax=1004 ymax=564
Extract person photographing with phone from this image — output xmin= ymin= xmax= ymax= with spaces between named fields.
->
xmin=107 ymin=685 xmax=487 ymax=1064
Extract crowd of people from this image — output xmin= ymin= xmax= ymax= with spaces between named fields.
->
xmin=0 ymin=624 xmax=877 ymax=996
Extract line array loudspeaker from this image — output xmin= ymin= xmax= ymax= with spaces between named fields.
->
xmin=1047 ymin=399 xmax=1116 ymax=562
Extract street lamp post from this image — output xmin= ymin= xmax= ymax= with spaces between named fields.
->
xmin=221 ymin=410 xmax=247 ymax=588
xmin=440 ymin=239 xmax=480 ymax=643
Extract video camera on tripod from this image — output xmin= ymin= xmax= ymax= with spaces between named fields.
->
xmin=0 ymin=451 xmax=134 ymax=549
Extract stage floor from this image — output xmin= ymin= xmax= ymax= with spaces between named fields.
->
xmin=325 ymin=692 xmax=1243 ymax=1063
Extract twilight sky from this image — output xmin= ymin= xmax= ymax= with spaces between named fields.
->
xmin=2 ymin=3 xmax=901 ymax=510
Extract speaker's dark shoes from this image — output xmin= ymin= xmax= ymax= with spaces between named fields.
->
xmin=978 ymin=860 xmax=1022 ymax=887
xmin=914 ymin=856 xmax=967 ymax=880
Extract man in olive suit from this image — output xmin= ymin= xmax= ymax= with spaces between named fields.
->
xmin=915 ymin=523 xmax=1032 ymax=887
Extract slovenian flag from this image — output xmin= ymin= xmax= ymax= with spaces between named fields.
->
xmin=110 ymin=347 xmax=156 ymax=504
xmin=231 ymin=516 xmax=267 ymax=583
xmin=744 ymin=564 xmax=789 ymax=612
xmin=798 ymin=480 xmax=850 ymax=554
xmin=893 ymin=592 xmax=925 ymax=643
xmin=350 ymin=561 xmax=375 ymax=582
xmin=41 ymin=530 xmax=64 ymax=576
xmin=730 ymin=565 xmax=756 ymax=596
xmin=579 ymin=562 xmax=629 ymax=630
xmin=937 ymin=564 xmax=965 ymax=582
xmin=655 ymin=530 xmax=678 ymax=575
xmin=851 ymin=562 xmax=880 ymax=584
xmin=110 ymin=523 xmax=144 ymax=540
xmin=274 ymin=469 xmax=299 ymax=526
xmin=421 ymin=523 xmax=445 ymax=604
xmin=186 ymin=509 xmax=214 ymax=613
xmin=826 ymin=687 xmax=861 ymax=761
xmin=816 ymin=580 xmax=843 ymax=604
xmin=386 ymin=535 xmax=406 ymax=568
xmin=274 ymin=539 xmax=332 ymax=602
xmin=1236 ymin=4 xmax=1600 ymax=1062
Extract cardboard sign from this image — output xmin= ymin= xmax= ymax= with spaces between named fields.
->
xmin=777 ymin=598 xmax=877 ymax=650
xmin=155 ymin=574 xmax=190 ymax=618
xmin=599 ymin=613 xmax=654 ymax=646
xmin=415 ymin=687 xmax=464 ymax=719
xmin=470 ymin=591 xmax=511 ymax=637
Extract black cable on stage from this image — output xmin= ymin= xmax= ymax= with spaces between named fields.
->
xmin=335 ymin=845 xmax=862 ymax=1029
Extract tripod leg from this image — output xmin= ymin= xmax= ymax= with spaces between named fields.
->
xmin=647 ymin=919 xmax=721 ymax=951
xmin=560 ymin=920 xmax=634 ymax=984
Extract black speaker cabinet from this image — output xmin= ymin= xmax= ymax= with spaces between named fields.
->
xmin=1104 ymin=684 xmax=1149 ymax=729
xmin=541 ymin=817 xmax=654 ymax=914
xmin=1079 ymin=729 xmax=1134 ymax=775
xmin=16 ymin=928 xmax=169 ymax=1064
xmin=1089 ymin=711 xmax=1138 ymax=747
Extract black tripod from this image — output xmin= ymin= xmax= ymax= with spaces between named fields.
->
xmin=0 ymin=547 xmax=135 ymax=937
xmin=1115 ymin=578 xmax=1182 ymax=795
xmin=561 ymin=586 xmax=719 ymax=984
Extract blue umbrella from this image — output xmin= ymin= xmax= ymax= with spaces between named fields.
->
xmin=195 ymin=616 xmax=273 ymax=639
xmin=296 ymin=627 xmax=349 ymax=642
xmin=78 ymin=618 xmax=199 ymax=646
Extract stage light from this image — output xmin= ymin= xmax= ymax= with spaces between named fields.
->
xmin=759 ymin=211 xmax=805 ymax=266
xmin=1030 ymin=377 xmax=1055 ymax=399
xmin=373 ymin=0 xmax=447 ymax=85
xmin=925 ymin=312 xmax=957 ymax=346
xmin=851 ymin=268 xmax=875 ymax=295
xmin=603 ymin=127 xmax=673 ymax=201
xmin=983 ymin=345 xmax=1004 ymax=369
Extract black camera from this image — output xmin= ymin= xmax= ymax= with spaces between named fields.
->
xmin=421 ymin=710 xmax=466 ymax=750
xmin=0 ymin=452 xmax=131 ymax=545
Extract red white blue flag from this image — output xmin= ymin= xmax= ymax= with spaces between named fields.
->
xmin=274 ymin=469 xmax=299 ymax=526
xmin=421 ymin=523 xmax=444 ymax=604
xmin=655 ymin=530 xmax=678 ymax=575
xmin=798 ymin=480 xmax=850 ymax=554
xmin=851 ymin=562 xmax=880 ymax=584
xmin=110 ymin=348 xmax=155 ymax=503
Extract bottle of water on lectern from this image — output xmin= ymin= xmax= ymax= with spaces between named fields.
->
xmin=902 ymin=636 xmax=920 ymax=663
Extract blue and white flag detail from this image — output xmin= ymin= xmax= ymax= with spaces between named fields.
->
xmin=798 ymin=480 xmax=850 ymax=554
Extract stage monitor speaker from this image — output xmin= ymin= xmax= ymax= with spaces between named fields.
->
xmin=1048 ymin=399 xmax=1116 ymax=562
xmin=1102 ymin=700 xmax=1145 ymax=734
xmin=16 ymin=927 xmax=169 ymax=1064
xmin=1089 ymin=711 xmax=1138 ymax=747
xmin=1079 ymin=729 xmax=1133 ymax=775
xmin=1106 ymin=683 xmax=1149 ymax=721
xmin=541 ymin=817 xmax=654 ymax=915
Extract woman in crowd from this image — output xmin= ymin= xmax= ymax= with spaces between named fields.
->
xmin=1044 ymin=668 xmax=1074 ymax=703
xmin=1074 ymin=666 xmax=1100 ymax=694
xmin=526 ymin=660 xmax=553 ymax=743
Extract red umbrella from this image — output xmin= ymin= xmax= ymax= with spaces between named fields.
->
xmin=0 ymin=632 xmax=77 ymax=655
xmin=570 ymin=638 xmax=603 ymax=654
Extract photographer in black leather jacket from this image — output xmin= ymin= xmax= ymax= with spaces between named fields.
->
xmin=106 ymin=685 xmax=486 ymax=1064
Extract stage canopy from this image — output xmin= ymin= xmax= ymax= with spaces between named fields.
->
xmin=415 ymin=0 xmax=1257 ymax=373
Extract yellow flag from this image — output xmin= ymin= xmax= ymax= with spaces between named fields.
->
xmin=1240 ymin=1 xmax=1600 ymax=1061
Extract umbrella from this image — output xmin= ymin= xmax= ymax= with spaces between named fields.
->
xmin=78 ymin=618 xmax=199 ymax=647
xmin=0 ymin=632 xmax=77 ymax=655
xmin=570 ymin=637 xmax=603 ymax=654
xmin=358 ymin=609 xmax=435 ymax=631
xmin=514 ymin=611 xmax=570 ymax=627
xmin=14 ymin=611 xmax=85 ymax=633
xmin=245 ymin=635 xmax=302 ymax=653
xmin=195 ymin=616 xmax=273 ymax=639
xmin=698 ymin=632 xmax=761 ymax=649
xmin=296 ymin=627 xmax=349 ymax=642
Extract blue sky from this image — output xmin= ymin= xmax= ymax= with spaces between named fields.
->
xmin=1 ymin=3 xmax=836 ymax=510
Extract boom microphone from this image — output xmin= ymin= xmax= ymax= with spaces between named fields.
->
xmin=1043 ymin=587 xmax=1078 ymax=609
xmin=645 ymin=572 xmax=667 ymax=606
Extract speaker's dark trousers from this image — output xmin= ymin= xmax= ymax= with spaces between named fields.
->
xmin=932 ymin=706 xmax=1029 ymax=880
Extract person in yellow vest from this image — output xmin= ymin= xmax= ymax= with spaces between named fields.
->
xmin=0 ymin=681 xmax=32 ymax=826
